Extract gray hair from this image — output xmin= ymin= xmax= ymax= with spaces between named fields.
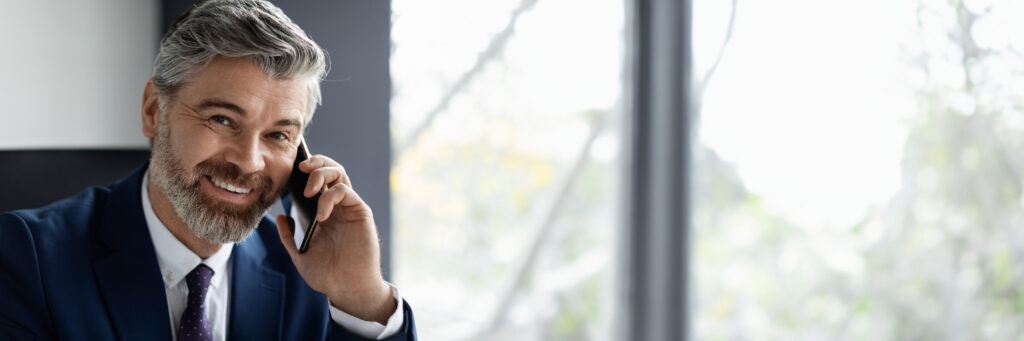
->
xmin=153 ymin=0 xmax=327 ymax=124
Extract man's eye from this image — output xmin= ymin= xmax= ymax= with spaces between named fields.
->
xmin=210 ymin=115 xmax=232 ymax=126
xmin=269 ymin=132 xmax=290 ymax=141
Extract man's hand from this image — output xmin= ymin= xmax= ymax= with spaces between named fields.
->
xmin=274 ymin=155 xmax=395 ymax=324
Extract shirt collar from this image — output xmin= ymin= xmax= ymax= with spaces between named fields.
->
xmin=142 ymin=169 xmax=234 ymax=290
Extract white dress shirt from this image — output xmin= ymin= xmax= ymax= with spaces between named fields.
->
xmin=141 ymin=171 xmax=404 ymax=340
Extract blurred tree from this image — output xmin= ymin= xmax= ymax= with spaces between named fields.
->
xmin=692 ymin=0 xmax=1024 ymax=339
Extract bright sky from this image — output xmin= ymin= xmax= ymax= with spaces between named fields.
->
xmin=695 ymin=0 xmax=919 ymax=230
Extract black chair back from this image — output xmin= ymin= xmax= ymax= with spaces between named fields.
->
xmin=0 ymin=149 xmax=150 ymax=212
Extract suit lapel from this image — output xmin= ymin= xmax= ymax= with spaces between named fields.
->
xmin=92 ymin=164 xmax=173 ymax=341
xmin=227 ymin=222 xmax=285 ymax=340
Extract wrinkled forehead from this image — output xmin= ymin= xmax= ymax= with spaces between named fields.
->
xmin=161 ymin=57 xmax=320 ymax=128
xmin=175 ymin=57 xmax=310 ymax=126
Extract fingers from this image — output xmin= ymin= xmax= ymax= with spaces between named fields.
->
xmin=300 ymin=155 xmax=351 ymax=197
xmin=296 ymin=155 xmax=368 ymax=222
xmin=299 ymin=155 xmax=342 ymax=173
xmin=305 ymin=167 xmax=351 ymax=197
xmin=275 ymin=214 xmax=300 ymax=257
xmin=315 ymin=182 xmax=367 ymax=222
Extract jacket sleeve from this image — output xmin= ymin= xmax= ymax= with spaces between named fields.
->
xmin=0 ymin=213 xmax=55 ymax=340
xmin=326 ymin=299 xmax=418 ymax=341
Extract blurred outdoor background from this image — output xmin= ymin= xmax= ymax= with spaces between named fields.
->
xmin=389 ymin=0 xmax=623 ymax=339
xmin=692 ymin=0 xmax=1024 ymax=339
xmin=391 ymin=0 xmax=1024 ymax=339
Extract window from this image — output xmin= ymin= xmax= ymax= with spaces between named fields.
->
xmin=390 ymin=0 xmax=625 ymax=339
xmin=694 ymin=0 xmax=1024 ymax=338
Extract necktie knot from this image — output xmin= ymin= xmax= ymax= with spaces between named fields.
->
xmin=185 ymin=264 xmax=214 ymax=295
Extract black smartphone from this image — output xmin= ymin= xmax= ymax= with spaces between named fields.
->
xmin=287 ymin=138 xmax=320 ymax=253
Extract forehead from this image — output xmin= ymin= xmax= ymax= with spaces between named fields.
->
xmin=175 ymin=56 xmax=308 ymax=124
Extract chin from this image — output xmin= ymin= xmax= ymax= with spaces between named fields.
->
xmin=176 ymin=188 xmax=275 ymax=244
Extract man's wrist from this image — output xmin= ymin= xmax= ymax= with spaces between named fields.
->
xmin=328 ymin=283 xmax=406 ymax=339
xmin=327 ymin=280 xmax=395 ymax=325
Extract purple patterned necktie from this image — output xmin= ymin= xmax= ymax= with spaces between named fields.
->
xmin=178 ymin=264 xmax=214 ymax=341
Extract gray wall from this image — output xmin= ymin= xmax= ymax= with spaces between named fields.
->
xmin=0 ymin=1 xmax=158 ymax=149
xmin=161 ymin=0 xmax=395 ymax=277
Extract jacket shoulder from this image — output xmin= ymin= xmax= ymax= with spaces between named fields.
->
xmin=1 ymin=185 xmax=113 ymax=241
xmin=0 ymin=186 xmax=114 ymax=339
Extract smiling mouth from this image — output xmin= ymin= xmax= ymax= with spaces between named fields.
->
xmin=207 ymin=176 xmax=253 ymax=194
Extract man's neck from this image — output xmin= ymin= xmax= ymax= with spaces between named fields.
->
xmin=147 ymin=178 xmax=223 ymax=259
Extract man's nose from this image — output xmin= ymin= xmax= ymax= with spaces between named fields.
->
xmin=224 ymin=134 xmax=266 ymax=175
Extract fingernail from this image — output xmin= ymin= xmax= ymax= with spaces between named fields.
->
xmin=287 ymin=216 xmax=296 ymax=234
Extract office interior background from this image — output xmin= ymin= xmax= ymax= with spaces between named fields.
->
xmin=2 ymin=0 xmax=1023 ymax=340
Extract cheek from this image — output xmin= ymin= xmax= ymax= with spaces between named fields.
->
xmin=168 ymin=124 xmax=223 ymax=172
xmin=267 ymin=154 xmax=294 ymax=185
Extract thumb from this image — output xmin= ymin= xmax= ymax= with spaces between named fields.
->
xmin=275 ymin=214 xmax=300 ymax=258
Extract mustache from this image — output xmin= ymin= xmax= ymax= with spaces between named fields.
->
xmin=193 ymin=159 xmax=273 ymax=192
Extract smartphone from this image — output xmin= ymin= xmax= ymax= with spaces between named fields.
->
xmin=287 ymin=138 xmax=321 ymax=253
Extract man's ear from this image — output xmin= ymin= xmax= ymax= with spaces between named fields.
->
xmin=141 ymin=79 xmax=162 ymax=139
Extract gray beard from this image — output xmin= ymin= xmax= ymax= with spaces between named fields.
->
xmin=148 ymin=113 xmax=283 ymax=244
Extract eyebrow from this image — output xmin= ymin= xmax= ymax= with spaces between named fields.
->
xmin=275 ymin=118 xmax=303 ymax=130
xmin=196 ymin=99 xmax=246 ymax=116
xmin=195 ymin=98 xmax=303 ymax=130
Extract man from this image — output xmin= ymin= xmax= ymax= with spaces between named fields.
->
xmin=0 ymin=1 xmax=416 ymax=340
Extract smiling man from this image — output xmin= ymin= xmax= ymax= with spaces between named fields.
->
xmin=0 ymin=1 xmax=415 ymax=340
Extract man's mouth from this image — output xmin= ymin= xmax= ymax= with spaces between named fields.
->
xmin=207 ymin=176 xmax=253 ymax=194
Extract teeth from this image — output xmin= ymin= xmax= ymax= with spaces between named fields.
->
xmin=210 ymin=177 xmax=252 ymax=194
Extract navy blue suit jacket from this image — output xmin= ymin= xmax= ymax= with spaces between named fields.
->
xmin=0 ymin=164 xmax=416 ymax=340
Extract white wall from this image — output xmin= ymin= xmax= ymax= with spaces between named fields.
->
xmin=0 ymin=1 xmax=159 ymax=149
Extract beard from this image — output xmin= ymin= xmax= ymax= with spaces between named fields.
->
xmin=148 ymin=113 xmax=286 ymax=244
